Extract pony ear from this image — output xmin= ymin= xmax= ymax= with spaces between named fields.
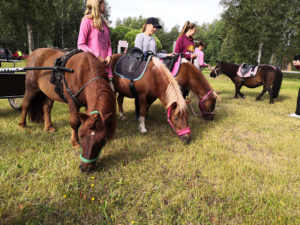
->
xmin=213 ymin=91 xmax=221 ymax=101
xmin=216 ymin=60 xmax=220 ymax=64
xmin=103 ymin=112 xmax=112 ymax=122
xmin=185 ymin=98 xmax=192 ymax=105
xmin=77 ymin=113 xmax=89 ymax=123
xmin=171 ymin=102 xmax=178 ymax=109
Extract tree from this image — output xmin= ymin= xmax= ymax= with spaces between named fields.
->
xmin=220 ymin=0 xmax=300 ymax=65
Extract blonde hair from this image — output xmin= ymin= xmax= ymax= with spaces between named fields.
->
xmin=178 ymin=21 xmax=196 ymax=38
xmin=83 ymin=0 xmax=109 ymax=30
xmin=152 ymin=57 xmax=187 ymax=111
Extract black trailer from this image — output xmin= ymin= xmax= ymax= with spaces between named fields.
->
xmin=0 ymin=64 xmax=73 ymax=110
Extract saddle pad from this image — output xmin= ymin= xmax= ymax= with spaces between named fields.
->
xmin=237 ymin=65 xmax=258 ymax=78
xmin=160 ymin=54 xmax=182 ymax=77
xmin=114 ymin=55 xmax=152 ymax=81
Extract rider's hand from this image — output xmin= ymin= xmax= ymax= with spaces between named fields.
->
xmin=166 ymin=53 xmax=175 ymax=57
xmin=105 ymin=56 xmax=112 ymax=65
xmin=98 ymin=56 xmax=105 ymax=63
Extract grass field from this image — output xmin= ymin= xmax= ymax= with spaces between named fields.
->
xmin=0 ymin=65 xmax=299 ymax=224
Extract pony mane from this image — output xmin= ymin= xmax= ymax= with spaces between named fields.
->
xmin=152 ymin=57 xmax=187 ymax=111
xmin=86 ymin=53 xmax=116 ymax=140
xmin=188 ymin=63 xmax=213 ymax=91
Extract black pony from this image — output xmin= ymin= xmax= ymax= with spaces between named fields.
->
xmin=210 ymin=61 xmax=282 ymax=103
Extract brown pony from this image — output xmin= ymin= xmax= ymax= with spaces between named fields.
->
xmin=116 ymin=60 xmax=219 ymax=121
xmin=19 ymin=48 xmax=116 ymax=172
xmin=174 ymin=61 xmax=219 ymax=120
xmin=210 ymin=61 xmax=283 ymax=103
xmin=111 ymin=54 xmax=191 ymax=144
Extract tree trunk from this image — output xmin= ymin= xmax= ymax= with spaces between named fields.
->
xmin=26 ymin=21 xmax=34 ymax=54
xmin=257 ymin=42 xmax=263 ymax=65
xmin=269 ymin=53 xmax=275 ymax=65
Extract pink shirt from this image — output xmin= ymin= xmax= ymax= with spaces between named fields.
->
xmin=77 ymin=17 xmax=112 ymax=58
xmin=194 ymin=48 xmax=208 ymax=68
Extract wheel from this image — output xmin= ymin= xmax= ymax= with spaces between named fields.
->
xmin=8 ymin=97 xmax=23 ymax=110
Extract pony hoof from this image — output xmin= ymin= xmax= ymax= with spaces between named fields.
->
xmin=71 ymin=141 xmax=80 ymax=148
xmin=18 ymin=123 xmax=26 ymax=128
xmin=119 ymin=115 xmax=127 ymax=120
xmin=44 ymin=127 xmax=55 ymax=132
xmin=139 ymin=128 xmax=147 ymax=134
xmin=256 ymin=98 xmax=262 ymax=101
xmin=72 ymin=143 xmax=80 ymax=148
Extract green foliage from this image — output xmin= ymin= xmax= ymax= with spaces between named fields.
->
xmin=220 ymin=0 xmax=300 ymax=64
xmin=110 ymin=26 xmax=132 ymax=53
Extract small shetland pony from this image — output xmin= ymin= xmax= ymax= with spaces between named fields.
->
xmin=111 ymin=54 xmax=191 ymax=144
xmin=19 ymin=48 xmax=116 ymax=172
xmin=210 ymin=61 xmax=282 ymax=103
xmin=175 ymin=62 xmax=219 ymax=120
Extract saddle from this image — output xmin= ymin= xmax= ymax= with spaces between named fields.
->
xmin=50 ymin=48 xmax=83 ymax=102
xmin=237 ymin=63 xmax=258 ymax=78
xmin=114 ymin=47 xmax=153 ymax=81
xmin=161 ymin=54 xmax=180 ymax=71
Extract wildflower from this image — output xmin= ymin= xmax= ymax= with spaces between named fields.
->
xmin=63 ymin=195 xmax=67 ymax=198
xmin=131 ymin=221 xmax=135 ymax=224
xmin=91 ymin=177 xmax=95 ymax=180
xmin=91 ymin=184 xmax=95 ymax=187
xmin=91 ymin=197 xmax=95 ymax=201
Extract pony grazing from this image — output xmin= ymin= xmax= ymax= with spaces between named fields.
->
xmin=112 ymin=54 xmax=191 ymax=144
xmin=210 ymin=61 xmax=282 ymax=103
xmin=19 ymin=48 xmax=116 ymax=173
xmin=174 ymin=61 xmax=219 ymax=120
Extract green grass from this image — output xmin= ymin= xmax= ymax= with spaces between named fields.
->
xmin=0 ymin=69 xmax=299 ymax=224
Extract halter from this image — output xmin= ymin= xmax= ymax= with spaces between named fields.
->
xmin=80 ymin=110 xmax=106 ymax=164
xmin=199 ymin=90 xmax=215 ymax=116
xmin=167 ymin=106 xmax=191 ymax=136
xmin=213 ymin=67 xmax=221 ymax=76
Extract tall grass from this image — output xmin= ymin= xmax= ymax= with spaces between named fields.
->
xmin=0 ymin=69 xmax=299 ymax=224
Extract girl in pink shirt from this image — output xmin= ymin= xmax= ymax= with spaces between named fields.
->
xmin=194 ymin=41 xmax=212 ymax=70
xmin=77 ymin=0 xmax=113 ymax=87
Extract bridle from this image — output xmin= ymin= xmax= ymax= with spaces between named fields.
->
xmin=199 ymin=90 xmax=215 ymax=116
xmin=167 ymin=106 xmax=191 ymax=136
xmin=80 ymin=110 xmax=106 ymax=164
xmin=213 ymin=67 xmax=221 ymax=76
xmin=189 ymin=90 xmax=215 ymax=117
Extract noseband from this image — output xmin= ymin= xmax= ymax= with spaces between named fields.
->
xmin=199 ymin=90 xmax=215 ymax=116
xmin=213 ymin=67 xmax=221 ymax=76
xmin=80 ymin=110 xmax=106 ymax=164
xmin=167 ymin=106 xmax=191 ymax=136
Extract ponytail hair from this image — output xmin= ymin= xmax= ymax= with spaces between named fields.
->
xmin=142 ymin=24 xmax=147 ymax=32
xmin=178 ymin=21 xmax=196 ymax=38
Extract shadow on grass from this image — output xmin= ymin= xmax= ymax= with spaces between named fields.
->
xmin=217 ymin=89 xmax=291 ymax=102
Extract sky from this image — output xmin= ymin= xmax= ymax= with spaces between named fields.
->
xmin=109 ymin=0 xmax=224 ymax=31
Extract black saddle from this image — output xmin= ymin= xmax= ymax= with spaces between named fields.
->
xmin=240 ymin=63 xmax=257 ymax=75
xmin=161 ymin=53 xmax=180 ymax=71
xmin=114 ymin=48 xmax=153 ymax=81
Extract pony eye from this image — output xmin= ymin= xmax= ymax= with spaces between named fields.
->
xmin=175 ymin=117 xmax=178 ymax=121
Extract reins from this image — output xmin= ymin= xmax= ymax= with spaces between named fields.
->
xmin=65 ymin=76 xmax=108 ymax=107
xmin=167 ymin=106 xmax=191 ymax=136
